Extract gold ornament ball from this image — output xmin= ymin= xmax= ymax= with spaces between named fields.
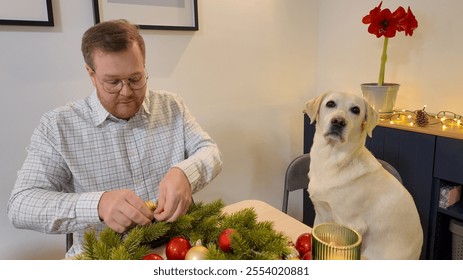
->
xmin=144 ymin=200 xmax=157 ymax=211
xmin=185 ymin=245 xmax=209 ymax=260
xmin=285 ymin=245 xmax=300 ymax=260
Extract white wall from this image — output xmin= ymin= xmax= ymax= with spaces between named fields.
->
xmin=0 ymin=0 xmax=317 ymax=259
xmin=3 ymin=0 xmax=461 ymax=260
xmin=316 ymin=0 xmax=463 ymax=113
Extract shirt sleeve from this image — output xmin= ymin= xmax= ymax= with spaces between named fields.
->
xmin=172 ymin=97 xmax=223 ymax=194
xmin=7 ymin=113 xmax=103 ymax=234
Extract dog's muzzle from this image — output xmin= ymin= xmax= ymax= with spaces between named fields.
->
xmin=324 ymin=117 xmax=346 ymax=141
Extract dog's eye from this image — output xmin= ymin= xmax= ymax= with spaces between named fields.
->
xmin=351 ymin=106 xmax=360 ymax=115
xmin=326 ymin=101 xmax=336 ymax=108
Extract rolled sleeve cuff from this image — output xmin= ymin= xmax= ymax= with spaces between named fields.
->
xmin=75 ymin=191 xmax=105 ymax=224
xmin=174 ymin=160 xmax=201 ymax=192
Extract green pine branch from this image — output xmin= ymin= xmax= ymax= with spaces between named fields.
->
xmin=76 ymin=199 xmax=291 ymax=260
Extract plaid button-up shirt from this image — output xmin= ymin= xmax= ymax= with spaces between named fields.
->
xmin=8 ymin=90 xmax=222 ymax=257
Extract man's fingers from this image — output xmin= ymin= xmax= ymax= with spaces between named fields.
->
xmin=153 ymin=197 xmax=176 ymax=221
xmin=154 ymin=197 xmax=191 ymax=222
xmin=98 ymin=189 xmax=154 ymax=232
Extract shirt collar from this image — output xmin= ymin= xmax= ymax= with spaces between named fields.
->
xmin=89 ymin=91 xmax=110 ymax=126
xmin=89 ymin=90 xmax=151 ymax=127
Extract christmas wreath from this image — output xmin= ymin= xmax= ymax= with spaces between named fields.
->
xmin=75 ymin=199 xmax=296 ymax=260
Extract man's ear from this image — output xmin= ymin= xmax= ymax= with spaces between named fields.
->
xmin=85 ymin=65 xmax=97 ymax=87
xmin=304 ymin=93 xmax=327 ymax=124
xmin=363 ymin=99 xmax=379 ymax=137
xmin=85 ymin=64 xmax=93 ymax=74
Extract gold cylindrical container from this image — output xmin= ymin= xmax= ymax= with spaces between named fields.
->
xmin=312 ymin=223 xmax=362 ymax=260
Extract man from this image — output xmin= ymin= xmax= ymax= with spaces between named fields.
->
xmin=7 ymin=20 xmax=223 ymax=258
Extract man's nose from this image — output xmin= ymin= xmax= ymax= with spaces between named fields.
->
xmin=118 ymin=80 xmax=134 ymax=96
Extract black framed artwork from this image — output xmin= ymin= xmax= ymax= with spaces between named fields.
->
xmin=0 ymin=0 xmax=54 ymax=26
xmin=92 ymin=0 xmax=198 ymax=31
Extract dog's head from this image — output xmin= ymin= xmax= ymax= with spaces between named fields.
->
xmin=304 ymin=91 xmax=378 ymax=143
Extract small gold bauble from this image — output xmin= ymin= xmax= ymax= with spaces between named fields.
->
xmin=185 ymin=245 xmax=209 ymax=260
xmin=144 ymin=200 xmax=157 ymax=211
xmin=285 ymin=245 xmax=300 ymax=260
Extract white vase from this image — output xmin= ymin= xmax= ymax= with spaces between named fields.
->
xmin=361 ymin=83 xmax=400 ymax=115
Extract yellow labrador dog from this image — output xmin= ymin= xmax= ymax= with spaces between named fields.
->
xmin=304 ymin=91 xmax=423 ymax=260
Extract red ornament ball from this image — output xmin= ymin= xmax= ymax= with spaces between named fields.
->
xmin=142 ymin=253 xmax=164 ymax=260
xmin=218 ymin=228 xmax=237 ymax=252
xmin=166 ymin=237 xmax=191 ymax=260
xmin=295 ymin=232 xmax=312 ymax=257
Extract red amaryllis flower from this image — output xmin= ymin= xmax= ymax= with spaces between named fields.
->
xmin=362 ymin=2 xmax=418 ymax=85
xmin=363 ymin=3 xmax=399 ymax=38
xmin=398 ymin=7 xmax=418 ymax=36
xmin=362 ymin=1 xmax=382 ymax=24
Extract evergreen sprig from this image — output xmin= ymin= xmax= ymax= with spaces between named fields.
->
xmin=75 ymin=199 xmax=291 ymax=260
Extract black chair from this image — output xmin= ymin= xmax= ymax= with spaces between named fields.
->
xmin=66 ymin=233 xmax=73 ymax=252
xmin=282 ymin=153 xmax=311 ymax=214
xmin=282 ymin=153 xmax=403 ymax=221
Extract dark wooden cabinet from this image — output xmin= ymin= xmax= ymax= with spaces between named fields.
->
xmin=365 ymin=126 xmax=435 ymax=260
xmin=430 ymin=137 xmax=463 ymax=259
xmin=302 ymin=113 xmax=463 ymax=259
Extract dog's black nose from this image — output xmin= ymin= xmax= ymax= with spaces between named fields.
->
xmin=331 ymin=117 xmax=346 ymax=128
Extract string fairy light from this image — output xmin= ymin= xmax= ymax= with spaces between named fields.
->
xmin=379 ymin=106 xmax=463 ymax=129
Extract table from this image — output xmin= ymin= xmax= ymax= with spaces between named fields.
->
xmin=223 ymin=200 xmax=311 ymax=241
xmin=151 ymin=199 xmax=311 ymax=258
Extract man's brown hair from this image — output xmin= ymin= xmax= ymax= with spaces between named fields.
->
xmin=81 ymin=19 xmax=146 ymax=70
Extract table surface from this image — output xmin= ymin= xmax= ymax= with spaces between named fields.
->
xmin=151 ymin=199 xmax=311 ymax=258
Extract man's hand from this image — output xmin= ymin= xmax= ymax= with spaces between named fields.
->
xmin=153 ymin=167 xmax=192 ymax=222
xmin=98 ymin=189 xmax=153 ymax=233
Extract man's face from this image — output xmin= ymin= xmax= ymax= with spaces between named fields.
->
xmin=87 ymin=42 xmax=147 ymax=120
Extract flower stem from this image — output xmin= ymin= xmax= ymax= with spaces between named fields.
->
xmin=378 ymin=37 xmax=388 ymax=86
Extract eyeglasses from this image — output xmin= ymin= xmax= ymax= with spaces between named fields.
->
xmin=92 ymin=69 xmax=149 ymax=94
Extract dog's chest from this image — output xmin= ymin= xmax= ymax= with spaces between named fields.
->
xmin=308 ymin=153 xmax=367 ymax=198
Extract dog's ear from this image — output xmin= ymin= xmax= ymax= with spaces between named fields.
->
xmin=304 ymin=93 xmax=326 ymax=124
xmin=363 ymin=99 xmax=379 ymax=137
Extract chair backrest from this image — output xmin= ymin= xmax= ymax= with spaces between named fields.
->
xmin=282 ymin=153 xmax=310 ymax=213
xmin=377 ymin=159 xmax=403 ymax=183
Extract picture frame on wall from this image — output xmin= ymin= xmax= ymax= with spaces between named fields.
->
xmin=92 ymin=0 xmax=198 ymax=31
xmin=0 ymin=0 xmax=54 ymax=26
